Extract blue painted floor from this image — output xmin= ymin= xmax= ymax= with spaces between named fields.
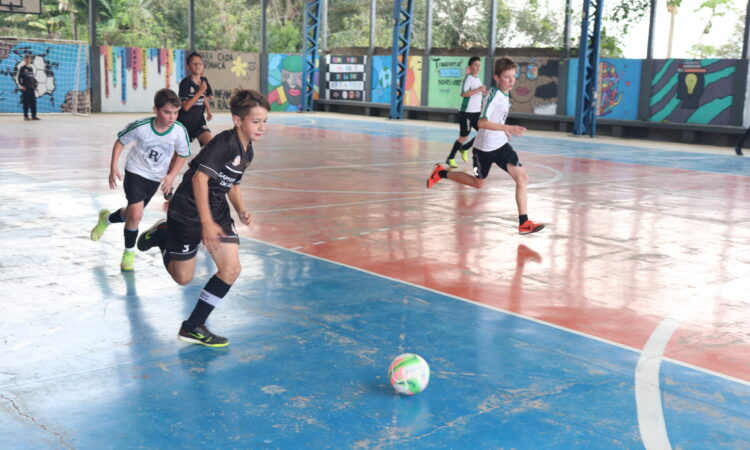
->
xmin=1 ymin=114 xmax=749 ymax=448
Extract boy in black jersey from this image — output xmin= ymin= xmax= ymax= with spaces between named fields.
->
xmin=17 ymin=55 xmax=39 ymax=120
xmin=138 ymin=89 xmax=270 ymax=347
xmin=178 ymin=52 xmax=214 ymax=146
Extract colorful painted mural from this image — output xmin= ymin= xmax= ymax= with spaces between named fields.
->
xmin=267 ymin=54 xmax=319 ymax=112
xmin=0 ymin=39 xmax=89 ymax=114
xmin=370 ymin=55 xmax=422 ymax=106
xmin=99 ymin=46 xmax=186 ymax=112
xmin=502 ymin=56 xmax=560 ymax=115
xmin=427 ymin=56 xmax=486 ymax=109
xmin=566 ymin=59 xmax=642 ymax=120
xmin=648 ymin=59 xmax=739 ymax=125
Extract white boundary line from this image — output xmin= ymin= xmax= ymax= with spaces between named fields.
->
xmin=242 ymin=236 xmax=750 ymax=388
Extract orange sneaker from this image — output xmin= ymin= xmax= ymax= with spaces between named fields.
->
xmin=519 ymin=220 xmax=545 ymax=235
xmin=427 ymin=163 xmax=445 ymax=188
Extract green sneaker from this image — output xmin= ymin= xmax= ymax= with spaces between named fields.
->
xmin=90 ymin=209 xmax=111 ymax=241
xmin=447 ymin=158 xmax=458 ymax=168
xmin=460 ymin=149 xmax=469 ymax=161
xmin=178 ymin=322 xmax=229 ymax=347
xmin=121 ymin=250 xmax=135 ymax=271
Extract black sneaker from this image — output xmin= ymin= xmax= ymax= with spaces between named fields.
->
xmin=735 ymin=146 xmax=744 ymax=156
xmin=137 ymin=219 xmax=166 ymax=251
xmin=178 ymin=322 xmax=229 ymax=347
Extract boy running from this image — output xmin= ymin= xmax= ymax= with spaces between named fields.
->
xmin=445 ymin=56 xmax=486 ymax=168
xmin=137 ymin=89 xmax=270 ymax=348
xmin=427 ymin=57 xmax=545 ymax=235
xmin=90 ymin=88 xmax=190 ymax=270
xmin=178 ymin=52 xmax=214 ymax=147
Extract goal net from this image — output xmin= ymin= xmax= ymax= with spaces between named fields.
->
xmin=0 ymin=37 xmax=91 ymax=115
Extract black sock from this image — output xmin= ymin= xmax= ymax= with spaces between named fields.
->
xmin=438 ymin=170 xmax=448 ymax=178
xmin=446 ymin=140 xmax=462 ymax=160
xmin=124 ymin=228 xmax=138 ymax=249
xmin=109 ymin=208 xmax=125 ymax=224
xmin=519 ymin=214 xmax=528 ymax=225
xmin=461 ymin=137 xmax=475 ymax=150
xmin=185 ymin=275 xmax=232 ymax=328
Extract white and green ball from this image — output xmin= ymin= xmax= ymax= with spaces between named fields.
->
xmin=388 ymin=353 xmax=430 ymax=395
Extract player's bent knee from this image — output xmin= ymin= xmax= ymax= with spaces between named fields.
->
xmin=473 ymin=178 xmax=485 ymax=189
xmin=219 ymin=265 xmax=241 ymax=284
xmin=171 ymin=272 xmax=193 ymax=286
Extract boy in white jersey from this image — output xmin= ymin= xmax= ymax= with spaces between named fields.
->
xmin=427 ymin=57 xmax=545 ymax=235
xmin=445 ymin=56 xmax=486 ymax=168
xmin=90 ymin=88 xmax=191 ymax=270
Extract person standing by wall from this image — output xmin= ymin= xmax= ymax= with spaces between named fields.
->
xmin=17 ymin=54 xmax=39 ymax=121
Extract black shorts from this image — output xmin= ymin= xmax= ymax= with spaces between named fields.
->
xmin=458 ymin=112 xmax=480 ymax=137
xmin=123 ymin=170 xmax=160 ymax=206
xmin=183 ymin=117 xmax=211 ymax=142
xmin=164 ymin=214 xmax=238 ymax=261
xmin=472 ymin=143 xmax=522 ymax=179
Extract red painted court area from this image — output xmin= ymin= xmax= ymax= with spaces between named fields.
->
xmin=2 ymin=112 xmax=749 ymax=386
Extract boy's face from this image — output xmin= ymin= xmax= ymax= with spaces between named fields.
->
xmin=469 ymin=60 xmax=481 ymax=76
xmin=494 ymin=68 xmax=516 ymax=92
xmin=233 ymin=106 xmax=268 ymax=143
xmin=153 ymin=103 xmax=180 ymax=128
xmin=24 ymin=55 xmax=32 ymax=65
xmin=187 ymin=57 xmax=204 ymax=76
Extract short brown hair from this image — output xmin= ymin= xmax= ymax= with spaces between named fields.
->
xmin=494 ymin=57 xmax=517 ymax=77
xmin=154 ymin=88 xmax=180 ymax=109
xmin=230 ymin=89 xmax=270 ymax=117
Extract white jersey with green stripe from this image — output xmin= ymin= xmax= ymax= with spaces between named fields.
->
xmin=473 ymin=87 xmax=510 ymax=151
xmin=459 ymin=74 xmax=483 ymax=113
xmin=117 ymin=118 xmax=191 ymax=182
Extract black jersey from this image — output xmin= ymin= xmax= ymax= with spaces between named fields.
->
xmin=17 ymin=65 xmax=36 ymax=90
xmin=168 ymin=128 xmax=253 ymax=225
xmin=177 ymin=76 xmax=213 ymax=126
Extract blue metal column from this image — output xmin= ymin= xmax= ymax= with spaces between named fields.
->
xmin=572 ymin=0 xmax=605 ymax=136
xmin=389 ymin=0 xmax=415 ymax=119
xmin=302 ymin=0 xmax=321 ymax=112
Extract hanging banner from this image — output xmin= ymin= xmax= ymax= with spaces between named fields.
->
xmin=325 ymin=55 xmax=366 ymax=101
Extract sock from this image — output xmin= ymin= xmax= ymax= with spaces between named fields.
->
xmin=447 ymin=140 xmax=462 ymax=160
xmin=124 ymin=228 xmax=138 ymax=249
xmin=108 ymin=208 xmax=125 ymax=224
xmin=185 ymin=275 xmax=232 ymax=328
xmin=438 ymin=170 xmax=448 ymax=178
xmin=519 ymin=214 xmax=528 ymax=225
xmin=461 ymin=137 xmax=475 ymax=150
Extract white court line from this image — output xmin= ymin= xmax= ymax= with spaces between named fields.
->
xmin=242 ymin=236 xmax=750 ymax=391
xmin=249 ymin=194 xmax=444 ymax=214
xmin=250 ymin=160 xmax=437 ymax=173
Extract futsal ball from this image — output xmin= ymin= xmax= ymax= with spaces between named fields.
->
xmin=388 ymin=353 xmax=430 ymax=396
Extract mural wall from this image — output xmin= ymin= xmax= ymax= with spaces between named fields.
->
xmin=427 ymin=56 xmax=487 ymax=109
xmin=648 ymin=59 xmax=739 ymax=125
xmin=266 ymin=53 xmax=319 ymax=112
xmin=99 ymin=46 xmax=186 ymax=112
xmin=0 ymin=39 xmax=89 ymax=114
xmin=566 ymin=58 xmax=642 ymax=120
xmin=201 ymin=50 xmax=260 ymax=111
xmin=370 ymin=55 xmax=422 ymax=106
xmin=100 ymin=46 xmax=260 ymax=113
xmin=503 ymin=56 xmax=560 ymax=115
xmin=325 ymin=55 xmax=366 ymax=101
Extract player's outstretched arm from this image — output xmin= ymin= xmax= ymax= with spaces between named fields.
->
xmin=162 ymin=153 xmax=188 ymax=196
xmin=228 ymin=184 xmax=252 ymax=229
xmin=108 ymin=140 xmax=125 ymax=189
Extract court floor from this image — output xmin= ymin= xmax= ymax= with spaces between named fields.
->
xmin=1 ymin=112 xmax=749 ymax=448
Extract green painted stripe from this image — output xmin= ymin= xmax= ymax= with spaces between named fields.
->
xmin=704 ymin=66 xmax=735 ymax=85
xmin=649 ymin=76 xmax=678 ymax=107
xmin=686 ymin=95 xmax=732 ymax=124
xmin=649 ymin=96 xmax=681 ymax=122
xmin=651 ymin=59 xmax=674 ymax=87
